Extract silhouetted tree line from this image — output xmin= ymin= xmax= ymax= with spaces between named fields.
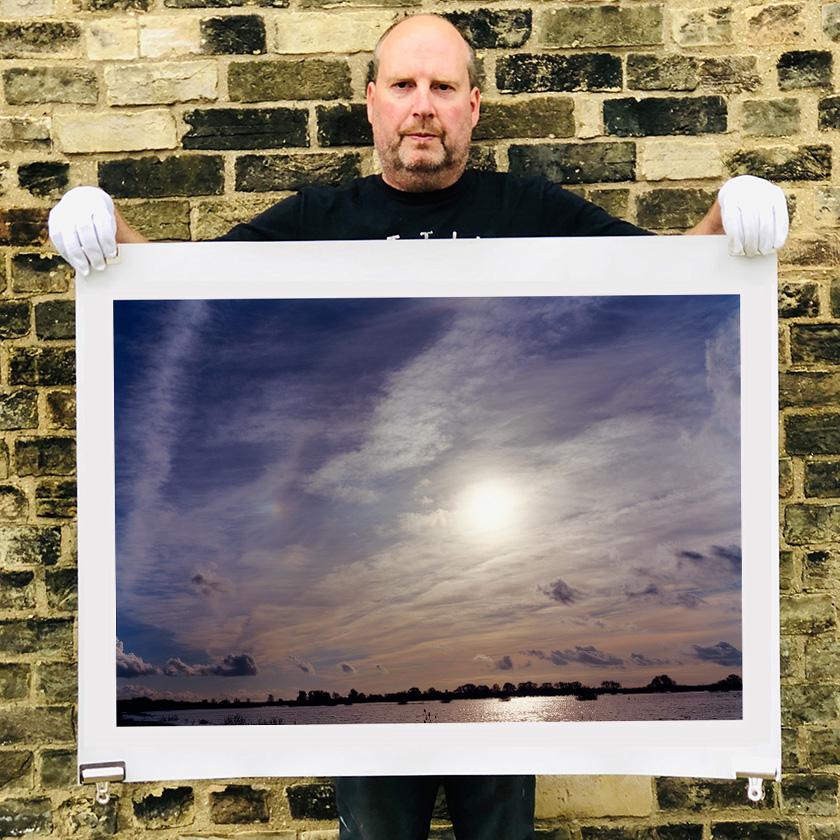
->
xmin=117 ymin=674 xmax=742 ymax=714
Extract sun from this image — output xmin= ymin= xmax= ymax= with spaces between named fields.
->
xmin=458 ymin=479 xmax=520 ymax=538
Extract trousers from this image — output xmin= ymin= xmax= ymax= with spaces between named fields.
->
xmin=334 ymin=775 xmax=536 ymax=840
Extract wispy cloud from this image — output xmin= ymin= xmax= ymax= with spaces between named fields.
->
xmin=691 ymin=641 xmax=742 ymax=667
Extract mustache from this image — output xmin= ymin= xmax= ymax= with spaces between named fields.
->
xmin=399 ymin=124 xmax=443 ymax=137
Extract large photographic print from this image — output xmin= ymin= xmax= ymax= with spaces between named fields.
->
xmin=115 ymin=293 xmax=743 ymax=727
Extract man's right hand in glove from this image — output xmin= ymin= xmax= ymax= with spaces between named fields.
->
xmin=48 ymin=186 xmax=146 ymax=276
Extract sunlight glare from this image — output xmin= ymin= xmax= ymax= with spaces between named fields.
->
xmin=458 ymin=479 xmax=520 ymax=538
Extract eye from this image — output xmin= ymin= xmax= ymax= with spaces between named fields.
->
xmin=393 ymin=80 xmax=413 ymax=90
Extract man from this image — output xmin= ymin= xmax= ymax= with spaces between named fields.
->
xmin=50 ymin=14 xmax=787 ymax=839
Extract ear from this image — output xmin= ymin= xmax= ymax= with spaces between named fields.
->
xmin=366 ymin=81 xmax=376 ymax=125
xmin=470 ymin=87 xmax=481 ymax=128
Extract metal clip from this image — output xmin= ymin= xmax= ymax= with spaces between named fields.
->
xmin=79 ymin=761 xmax=126 ymax=805
xmin=747 ymin=778 xmax=765 ymax=802
xmin=95 ymin=781 xmax=110 ymax=805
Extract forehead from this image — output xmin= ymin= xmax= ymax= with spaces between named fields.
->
xmin=376 ymin=18 xmax=471 ymax=81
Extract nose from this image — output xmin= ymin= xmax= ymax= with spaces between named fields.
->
xmin=410 ymin=83 xmax=435 ymax=118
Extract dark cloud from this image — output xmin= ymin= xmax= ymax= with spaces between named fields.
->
xmin=562 ymin=645 xmax=624 ymax=668
xmin=630 ymin=652 xmax=670 ymax=667
xmin=162 ymin=653 xmax=258 ymax=677
xmin=677 ymin=550 xmax=704 ymax=562
xmin=475 ymin=654 xmax=515 ymax=671
xmin=538 ymin=578 xmax=580 ymax=604
xmin=676 ymin=545 xmax=741 ymax=577
xmin=375 ymin=664 xmax=389 ymax=674
xmin=116 ymin=640 xmax=160 ymax=678
xmin=290 ymin=656 xmax=315 ymax=674
xmin=340 ymin=662 xmax=357 ymax=674
xmin=626 ymin=582 xmax=705 ymax=609
xmin=496 ymin=655 xmax=513 ymax=671
xmin=190 ymin=571 xmax=226 ymax=597
xmin=627 ymin=584 xmax=661 ymax=599
xmin=711 ymin=544 xmax=741 ymax=572
xmin=691 ymin=641 xmax=742 ymax=667
xmin=522 ymin=649 xmax=569 ymax=665
xmin=675 ymin=592 xmax=705 ymax=609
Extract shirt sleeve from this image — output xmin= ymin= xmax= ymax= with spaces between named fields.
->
xmin=215 ymin=193 xmax=304 ymax=241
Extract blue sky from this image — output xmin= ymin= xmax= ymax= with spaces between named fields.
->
xmin=114 ymin=295 xmax=742 ymax=702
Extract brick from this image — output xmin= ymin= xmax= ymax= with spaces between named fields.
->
xmin=726 ymin=146 xmax=831 ymax=181
xmin=444 ymin=9 xmax=531 ymax=49
xmin=743 ymin=99 xmax=800 ymax=137
xmin=0 ymin=391 xmax=37 ymax=431
xmin=209 ymin=784 xmax=269 ymax=823
xmin=55 ymin=795 xmax=118 ymax=837
xmin=817 ymin=189 xmax=840 ymax=226
xmin=537 ymin=777 xmax=653 ymax=819
xmin=496 ymin=54 xmax=621 ymax=94
xmin=316 ymin=104 xmax=371 ymax=147
xmin=168 ymin=0 xmax=285 ymax=6
xmin=99 ymin=155 xmax=224 ymax=198
xmin=657 ymin=778 xmax=775 ymax=811
xmin=140 ymin=17 xmax=201 ymax=58
xmin=746 ymin=4 xmax=805 ymax=44
xmin=40 ymin=749 xmax=74 ymax=787
xmin=626 ymin=54 xmax=697 ymax=91
xmin=636 ymin=188 xmax=717 ymax=230
xmin=784 ymin=781 xmax=839 ymax=822
xmin=576 ymin=98 xmax=602 ymax=139
xmin=0 ymin=799 xmax=51 ymax=837
xmin=778 ymin=281 xmax=819 ymax=318
xmin=91 ymin=0 xmax=150 ymax=10
xmin=780 ymin=236 xmax=840 ymax=268
xmin=782 ymin=683 xmax=837 ymax=724
xmin=55 ymin=110 xmax=177 ymax=154
xmin=45 ymin=567 xmax=75 ymax=611
xmin=804 ymin=461 xmax=840 ymax=498
xmin=785 ymin=413 xmax=840 ymax=455
xmin=473 ymin=99 xmax=574 ymax=141
xmin=698 ymin=57 xmax=760 ymax=92
xmin=43 ymin=391 xmax=73 ymax=431
xmin=0 ymin=302 xmax=30 ymax=340
xmin=0 ymin=0 xmax=53 ymax=14
xmin=0 ymin=22 xmax=80 ymax=58
xmin=508 ymin=142 xmax=635 ymax=185
xmin=779 ymin=548 xmax=796 ymax=590
xmin=105 ymin=62 xmax=217 ymax=105
xmin=672 ymin=7 xmax=733 ymax=46
xmin=536 ymin=6 xmax=663 ymax=48
xmin=0 ymin=488 xmax=27 ymax=522
xmin=273 ymin=11 xmax=394 ymax=53
xmin=711 ymin=823 xmax=799 ymax=840
xmin=85 ymin=18 xmax=138 ymax=60
xmin=133 ymin=786 xmax=194 ymax=828
xmin=779 ymin=633 xmax=798 ymax=675
xmin=640 ymin=141 xmax=722 ymax=181
xmin=806 ymin=632 xmax=840 ymax=679
xmin=119 ymin=201 xmax=192 ymax=241
xmin=604 ymin=96 xmax=726 ymax=137
xmin=229 ymin=59 xmax=351 ymax=102
xmin=10 ymin=255 xmax=70 ymax=294
xmin=819 ymin=96 xmax=840 ymax=130
xmin=0 ymin=210 xmax=49 ymax=247
xmin=192 ymin=195 xmax=277 ymax=240
xmin=0 ymin=664 xmax=29 ymax=700
xmin=0 ymin=618 xmax=73 ymax=654
xmin=235 ymin=152 xmax=360 ymax=191
xmin=286 ymin=782 xmax=336 ymax=819
xmin=34 ymin=480 xmax=76 ymax=518
xmin=778 ymin=50 xmax=833 ymax=90
xmin=782 ymin=727 xmax=805 ymax=770
xmin=33 ymin=300 xmax=74 ymax=341
xmin=3 ymin=66 xmax=97 ymax=105
xmin=0 ymin=117 xmax=50 ymax=150
xmin=0 ymin=571 xmax=35 ymax=609
xmin=809 ymin=727 xmax=840 ymax=767
xmin=201 ymin=15 xmax=265 ymax=54
xmin=824 ymin=3 xmax=840 ymax=40
xmin=0 ymin=751 xmax=33 ymax=790
xmin=779 ymin=592 xmax=836 ymax=634
xmin=9 ymin=348 xmax=74 ymax=386
xmin=183 ymin=107 xmax=308 ymax=150
xmin=784 ymin=503 xmax=840 ymax=544
xmin=0 ymin=526 xmax=60 ymax=565
xmin=35 ymin=661 xmax=75 ymax=703
xmin=803 ymin=549 xmax=840 ymax=589
xmin=791 ymin=325 xmax=840 ymax=364
xmin=18 ymin=162 xmax=69 ymax=198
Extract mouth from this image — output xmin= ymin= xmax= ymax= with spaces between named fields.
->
xmin=402 ymin=131 xmax=440 ymax=142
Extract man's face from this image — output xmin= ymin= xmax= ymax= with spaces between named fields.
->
xmin=366 ymin=16 xmax=480 ymax=192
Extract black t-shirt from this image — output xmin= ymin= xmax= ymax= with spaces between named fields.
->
xmin=218 ymin=170 xmax=650 ymax=242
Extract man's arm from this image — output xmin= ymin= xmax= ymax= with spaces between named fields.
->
xmin=49 ymin=186 xmax=150 ymax=276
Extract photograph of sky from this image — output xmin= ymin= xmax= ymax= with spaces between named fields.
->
xmin=114 ymin=294 xmax=742 ymax=710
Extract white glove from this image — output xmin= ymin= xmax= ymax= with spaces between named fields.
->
xmin=718 ymin=175 xmax=788 ymax=257
xmin=48 ymin=186 xmax=118 ymax=276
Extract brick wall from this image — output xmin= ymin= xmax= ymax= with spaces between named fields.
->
xmin=0 ymin=0 xmax=838 ymax=837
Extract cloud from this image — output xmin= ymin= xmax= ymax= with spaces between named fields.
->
xmin=340 ymin=662 xmax=357 ymax=674
xmin=474 ymin=654 xmax=514 ymax=671
xmin=691 ymin=641 xmax=742 ymax=667
xmin=290 ymin=656 xmax=315 ymax=674
xmin=162 ymin=653 xmax=258 ymax=677
xmin=190 ymin=569 xmax=229 ymax=597
xmin=676 ymin=544 xmax=741 ymax=577
xmin=536 ymin=645 xmax=624 ymax=669
xmin=375 ymin=664 xmax=389 ymax=674
xmin=538 ymin=578 xmax=580 ymax=604
xmin=116 ymin=640 xmax=160 ymax=678
xmin=521 ymin=649 xmax=570 ymax=666
xmin=630 ymin=652 xmax=670 ymax=667
xmin=625 ymin=583 xmax=705 ymax=609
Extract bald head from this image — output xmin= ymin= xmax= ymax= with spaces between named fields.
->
xmin=371 ymin=14 xmax=480 ymax=90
